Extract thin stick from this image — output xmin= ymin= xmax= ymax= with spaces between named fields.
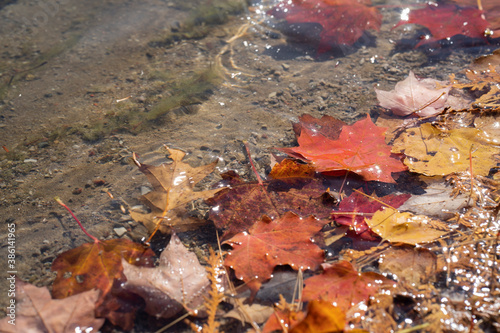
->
xmin=55 ymin=197 xmax=99 ymax=243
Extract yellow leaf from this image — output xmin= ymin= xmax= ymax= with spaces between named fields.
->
xmin=366 ymin=208 xmax=448 ymax=245
xmin=392 ymin=123 xmax=500 ymax=176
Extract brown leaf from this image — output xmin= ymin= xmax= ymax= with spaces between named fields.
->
xmin=0 ymin=280 xmax=104 ymax=333
xmin=121 ymin=233 xmax=210 ymax=318
xmin=208 ymin=160 xmax=335 ymax=240
xmin=131 ymin=146 xmax=222 ymax=234
xmin=378 ymin=246 xmax=439 ymax=284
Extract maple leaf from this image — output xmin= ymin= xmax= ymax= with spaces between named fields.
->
xmin=121 ymin=233 xmax=210 ymax=318
xmin=269 ymin=0 xmax=382 ymax=54
xmin=279 ymin=115 xmax=407 ymax=183
xmin=51 ymin=238 xmax=155 ymax=328
xmin=392 ymin=123 xmax=500 ymax=176
xmin=0 ymin=280 xmax=104 ymax=333
xmin=207 ymin=159 xmax=335 ymax=240
xmin=130 ymin=146 xmax=222 ymax=235
xmin=224 ymin=212 xmax=328 ymax=295
xmin=333 ymin=190 xmax=410 ymax=241
xmin=366 ymin=207 xmax=449 ymax=245
xmin=378 ymin=246 xmax=438 ymax=285
xmin=447 ymin=0 xmax=500 ymax=32
xmin=290 ymin=300 xmax=346 ymax=333
xmin=302 ymin=261 xmax=393 ymax=311
xmin=375 ymin=71 xmax=451 ymax=117
xmin=393 ymin=3 xmax=490 ymax=48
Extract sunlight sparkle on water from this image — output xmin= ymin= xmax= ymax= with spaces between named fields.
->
xmin=400 ymin=8 xmax=410 ymax=21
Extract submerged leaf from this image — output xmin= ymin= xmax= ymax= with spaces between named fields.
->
xmin=224 ymin=212 xmax=327 ymax=295
xmin=302 ymin=261 xmax=393 ymax=311
xmin=269 ymin=0 xmax=382 ymax=54
xmin=131 ymin=146 xmax=222 ymax=234
xmin=0 ymin=281 xmax=104 ymax=333
xmin=392 ymin=123 xmax=500 ymax=176
xmin=280 ymin=115 xmax=407 ymax=183
xmin=366 ymin=208 xmax=449 ymax=245
xmin=121 ymin=233 xmax=210 ymax=318
xmin=375 ymin=71 xmax=451 ymax=117
xmin=393 ymin=4 xmax=490 ymax=47
xmin=290 ymin=300 xmax=346 ymax=333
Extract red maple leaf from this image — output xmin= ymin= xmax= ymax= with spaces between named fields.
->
xmin=393 ymin=4 xmax=490 ymax=48
xmin=279 ymin=115 xmax=407 ymax=183
xmin=302 ymin=261 xmax=394 ymax=311
xmin=334 ymin=190 xmax=411 ymax=241
xmin=269 ymin=0 xmax=382 ymax=54
xmin=224 ymin=212 xmax=328 ymax=295
xmin=207 ymin=159 xmax=335 ymax=240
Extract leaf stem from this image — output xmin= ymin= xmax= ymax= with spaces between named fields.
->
xmin=54 ymin=197 xmax=99 ymax=243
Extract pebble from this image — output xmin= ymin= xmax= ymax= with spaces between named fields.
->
xmin=114 ymin=227 xmax=128 ymax=237
xmin=24 ymin=158 xmax=37 ymax=163
xmin=282 ymin=63 xmax=290 ymax=71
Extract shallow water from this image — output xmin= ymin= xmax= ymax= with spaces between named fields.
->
xmin=0 ymin=0 xmax=499 ymax=332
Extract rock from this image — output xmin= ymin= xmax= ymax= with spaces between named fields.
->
xmin=114 ymin=227 xmax=128 ymax=237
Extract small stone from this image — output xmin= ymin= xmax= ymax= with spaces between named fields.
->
xmin=282 ymin=63 xmax=290 ymax=71
xmin=72 ymin=188 xmax=83 ymax=195
xmin=114 ymin=227 xmax=128 ymax=237
xmin=268 ymin=91 xmax=277 ymax=99
xmin=23 ymin=158 xmax=37 ymax=163
xmin=141 ymin=186 xmax=151 ymax=195
xmin=38 ymin=142 xmax=49 ymax=148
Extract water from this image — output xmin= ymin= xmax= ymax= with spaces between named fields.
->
xmin=0 ymin=0 xmax=499 ymax=332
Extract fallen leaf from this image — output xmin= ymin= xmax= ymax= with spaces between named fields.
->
xmin=290 ymin=300 xmax=345 ymax=333
xmin=224 ymin=302 xmax=275 ymax=324
xmin=269 ymin=0 xmax=382 ymax=54
xmin=302 ymin=261 xmax=394 ymax=311
xmin=392 ymin=123 xmax=500 ymax=176
xmin=366 ymin=207 xmax=449 ymax=245
xmin=0 ymin=280 xmax=104 ymax=333
xmin=334 ymin=190 xmax=411 ymax=241
xmin=131 ymin=146 xmax=222 ymax=234
xmin=393 ymin=3 xmax=490 ymax=48
xmin=397 ymin=180 xmax=469 ymax=219
xmin=208 ymin=159 xmax=335 ymax=240
xmin=375 ymin=71 xmax=451 ymax=117
xmin=447 ymin=0 xmax=500 ymax=31
xmin=262 ymin=307 xmax=306 ymax=333
xmin=378 ymin=246 xmax=438 ymax=284
xmin=51 ymin=238 xmax=155 ymax=328
xmin=291 ymin=114 xmax=347 ymax=140
xmin=121 ymin=233 xmax=210 ymax=318
xmin=52 ymin=238 xmax=155 ymax=299
xmin=224 ymin=212 xmax=327 ymax=295
xmin=279 ymin=115 xmax=407 ymax=183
